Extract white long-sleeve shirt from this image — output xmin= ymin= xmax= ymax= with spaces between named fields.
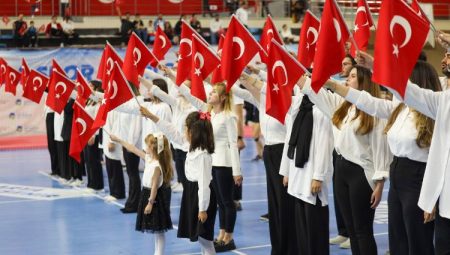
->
xmin=151 ymin=81 xmax=196 ymax=151
xmin=54 ymin=112 xmax=64 ymax=142
xmin=279 ymin=95 xmax=334 ymax=206
xmin=102 ymin=110 xmax=123 ymax=160
xmin=156 ymin=118 xmax=213 ymax=212
xmin=116 ymin=97 xmax=172 ymax=150
xmin=178 ymin=84 xmax=241 ymax=176
xmin=345 ymin=88 xmax=429 ymax=162
xmin=301 ymin=78 xmax=392 ymax=190
xmin=400 ymin=81 xmax=450 ymax=218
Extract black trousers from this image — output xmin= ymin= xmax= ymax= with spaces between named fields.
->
xmin=334 ymin=156 xmax=377 ymax=255
xmin=435 ymin=211 xmax=450 ymax=255
xmin=46 ymin=113 xmax=59 ymax=176
xmin=105 ymin=156 xmax=126 ymax=199
xmin=294 ymin=198 xmax=329 ymax=255
xmin=211 ymin=166 xmax=236 ymax=233
xmin=70 ymin=150 xmax=84 ymax=180
xmin=332 ymin=150 xmax=348 ymax=237
xmin=57 ymin=141 xmax=70 ymax=180
xmin=263 ymin=144 xmax=297 ymax=255
xmin=388 ymin=157 xmax=434 ymax=255
xmin=84 ymin=136 xmax=104 ymax=190
xmin=123 ymin=148 xmax=141 ymax=210
xmin=173 ymin=149 xmax=187 ymax=185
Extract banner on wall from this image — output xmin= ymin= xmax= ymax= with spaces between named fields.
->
xmin=0 ymin=47 xmax=180 ymax=142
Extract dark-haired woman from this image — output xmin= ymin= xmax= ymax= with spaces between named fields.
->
xmin=299 ymin=66 xmax=392 ymax=255
xmin=325 ymin=61 xmax=439 ymax=255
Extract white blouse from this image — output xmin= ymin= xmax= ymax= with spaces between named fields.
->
xmin=346 ymin=88 xmax=429 ymax=162
xmin=231 ymin=83 xmax=287 ymax=145
xmin=116 ymin=97 xmax=172 ymax=150
xmin=142 ymin=156 xmax=163 ymax=189
xmin=178 ymin=84 xmax=241 ymax=176
xmin=302 ymin=78 xmax=392 ymax=190
xmin=156 ymin=118 xmax=213 ymax=212
xmin=279 ymin=95 xmax=334 ymax=206
xmin=53 ymin=112 xmax=64 ymax=142
xmin=102 ymin=110 xmax=123 ymax=160
xmin=400 ymin=81 xmax=450 ymax=218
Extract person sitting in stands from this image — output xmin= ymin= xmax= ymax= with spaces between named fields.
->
xmin=61 ymin=16 xmax=79 ymax=45
xmin=13 ymin=14 xmax=27 ymax=47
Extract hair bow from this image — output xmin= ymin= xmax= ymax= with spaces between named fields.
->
xmin=155 ymin=132 xmax=164 ymax=154
xmin=199 ymin=111 xmax=211 ymax=121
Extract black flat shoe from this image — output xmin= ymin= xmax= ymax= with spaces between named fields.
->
xmin=215 ymin=239 xmax=236 ymax=253
xmin=120 ymin=208 xmax=137 ymax=214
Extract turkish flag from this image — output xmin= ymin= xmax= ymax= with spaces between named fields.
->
xmin=69 ymin=101 xmax=97 ymax=163
xmin=311 ymin=0 xmax=350 ymax=93
xmin=93 ymin=62 xmax=134 ymax=129
xmin=350 ymin=0 xmax=374 ymax=55
xmin=22 ymin=70 xmax=49 ymax=104
xmin=76 ymin=69 xmax=93 ymax=107
xmin=176 ymin=21 xmax=208 ymax=86
xmin=221 ymin=15 xmax=263 ymax=92
xmin=267 ymin=39 xmax=306 ymax=124
xmin=46 ymin=70 xmax=76 ymax=114
xmin=259 ymin=15 xmax=283 ymax=64
xmin=151 ymin=26 xmax=172 ymax=66
xmin=4 ymin=65 xmax=21 ymax=95
xmin=297 ymin=10 xmax=320 ymax=68
xmin=97 ymin=43 xmax=124 ymax=90
xmin=211 ymin=34 xmax=225 ymax=84
xmin=21 ymin=58 xmax=30 ymax=86
xmin=0 ymin=58 xmax=7 ymax=85
xmin=410 ymin=0 xmax=431 ymax=25
xmin=123 ymin=32 xmax=154 ymax=86
xmin=372 ymin=0 xmax=429 ymax=97
xmin=190 ymin=34 xmax=221 ymax=101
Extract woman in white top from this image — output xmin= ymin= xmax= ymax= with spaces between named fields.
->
xmin=324 ymin=61 xmax=438 ymax=255
xmin=141 ymin=109 xmax=218 ymax=255
xmin=279 ymin=93 xmax=334 ymax=255
xmin=111 ymin=133 xmax=174 ymax=255
xmin=160 ymin=66 xmax=242 ymax=251
xmin=299 ymin=66 xmax=391 ymax=255
xmin=386 ymin=61 xmax=450 ymax=255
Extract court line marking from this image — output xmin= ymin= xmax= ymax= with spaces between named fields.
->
xmin=0 ymin=199 xmax=39 ymax=205
xmin=374 ymin=232 xmax=389 ymax=236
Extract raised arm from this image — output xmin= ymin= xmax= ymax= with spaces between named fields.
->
xmin=400 ymin=81 xmax=442 ymax=120
xmin=231 ymin=85 xmax=259 ymax=109
xmin=177 ymin=82 xmax=208 ymax=112
xmin=110 ymin=134 xmax=146 ymax=159
xmin=238 ymin=73 xmax=262 ymax=103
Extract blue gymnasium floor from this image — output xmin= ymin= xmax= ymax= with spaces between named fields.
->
xmin=0 ymin=139 xmax=389 ymax=255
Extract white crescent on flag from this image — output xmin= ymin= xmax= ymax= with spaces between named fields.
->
xmin=390 ymin=15 xmax=412 ymax=48
xmin=179 ymin=38 xmax=193 ymax=58
xmin=159 ymin=35 xmax=167 ymax=48
xmin=194 ymin=52 xmax=205 ymax=69
xmin=0 ymin=65 xmax=6 ymax=75
xmin=333 ymin=18 xmax=342 ymax=42
xmin=9 ymin=72 xmax=16 ymax=83
xmin=232 ymin=36 xmax=245 ymax=60
xmin=356 ymin=6 xmax=369 ymax=26
xmin=55 ymin=81 xmax=67 ymax=95
xmin=133 ymin=48 xmax=141 ymax=66
xmin=33 ymin=76 xmax=44 ymax=88
xmin=272 ymin=60 xmax=288 ymax=87
xmin=106 ymin=57 xmax=114 ymax=75
xmin=307 ymin=27 xmax=319 ymax=46
xmin=109 ymin=80 xmax=118 ymax=100
xmin=75 ymin=118 xmax=87 ymax=136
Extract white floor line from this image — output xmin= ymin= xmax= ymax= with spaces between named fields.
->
xmin=231 ymin=250 xmax=247 ymax=255
xmin=241 ymin=176 xmax=266 ymax=180
xmin=38 ymin=170 xmax=126 ymax=208
xmin=242 ymin=182 xmax=267 ymax=186
xmin=374 ymin=232 xmax=389 ymax=236
xmin=0 ymin=199 xmax=39 ymax=205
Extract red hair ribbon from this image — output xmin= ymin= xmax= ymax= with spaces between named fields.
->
xmin=199 ymin=111 xmax=211 ymax=121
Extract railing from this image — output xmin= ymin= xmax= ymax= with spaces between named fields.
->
xmin=0 ymin=0 xmax=448 ymax=19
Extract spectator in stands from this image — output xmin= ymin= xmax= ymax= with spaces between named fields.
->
xmin=134 ymin=13 xmax=147 ymax=43
xmin=45 ymin=15 xmax=64 ymax=46
xmin=147 ymin=20 xmax=155 ymax=44
xmin=119 ymin=12 xmax=134 ymax=46
xmin=227 ymin=0 xmax=239 ymax=15
xmin=26 ymin=0 xmax=40 ymax=18
xmin=209 ymin=14 xmax=223 ymax=45
xmin=173 ymin=14 xmax=188 ymax=45
xmin=154 ymin=14 xmax=165 ymax=31
xmin=62 ymin=16 xmax=79 ymax=45
xmin=164 ymin=21 xmax=174 ymax=43
xmin=190 ymin=14 xmax=202 ymax=35
xmin=235 ymin=1 xmax=249 ymax=27
xmin=281 ymin=24 xmax=297 ymax=44
xmin=25 ymin=20 xmax=38 ymax=47
xmin=291 ymin=0 xmax=308 ymax=23
xmin=13 ymin=14 xmax=27 ymax=47
xmin=60 ymin=0 xmax=70 ymax=17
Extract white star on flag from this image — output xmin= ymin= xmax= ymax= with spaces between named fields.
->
xmin=392 ymin=44 xmax=399 ymax=58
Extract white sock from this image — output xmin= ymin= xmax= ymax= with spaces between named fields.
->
xmin=198 ymin=237 xmax=216 ymax=255
xmin=154 ymin=233 xmax=165 ymax=255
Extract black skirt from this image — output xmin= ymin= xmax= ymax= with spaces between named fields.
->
xmin=177 ymin=179 xmax=217 ymax=242
xmin=135 ymin=186 xmax=173 ymax=233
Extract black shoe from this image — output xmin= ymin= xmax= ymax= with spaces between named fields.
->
xmin=235 ymin=201 xmax=242 ymax=211
xmin=215 ymin=239 xmax=236 ymax=253
xmin=251 ymin=155 xmax=262 ymax=161
xmin=120 ymin=208 xmax=137 ymax=214
xmin=260 ymin=213 xmax=269 ymax=222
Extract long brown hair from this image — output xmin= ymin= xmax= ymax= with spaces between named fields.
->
xmin=185 ymin=111 xmax=215 ymax=154
xmin=144 ymin=134 xmax=174 ymax=186
xmin=384 ymin=61 xmax=441 ymax=148
xmin=332 ymin=66 xmax=380 ymax=135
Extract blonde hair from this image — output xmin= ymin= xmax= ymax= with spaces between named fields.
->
xmin=144 ymin=134 xmax=174 ymax=186
xmin=207 ymin=82 xmax=233 ymax=113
